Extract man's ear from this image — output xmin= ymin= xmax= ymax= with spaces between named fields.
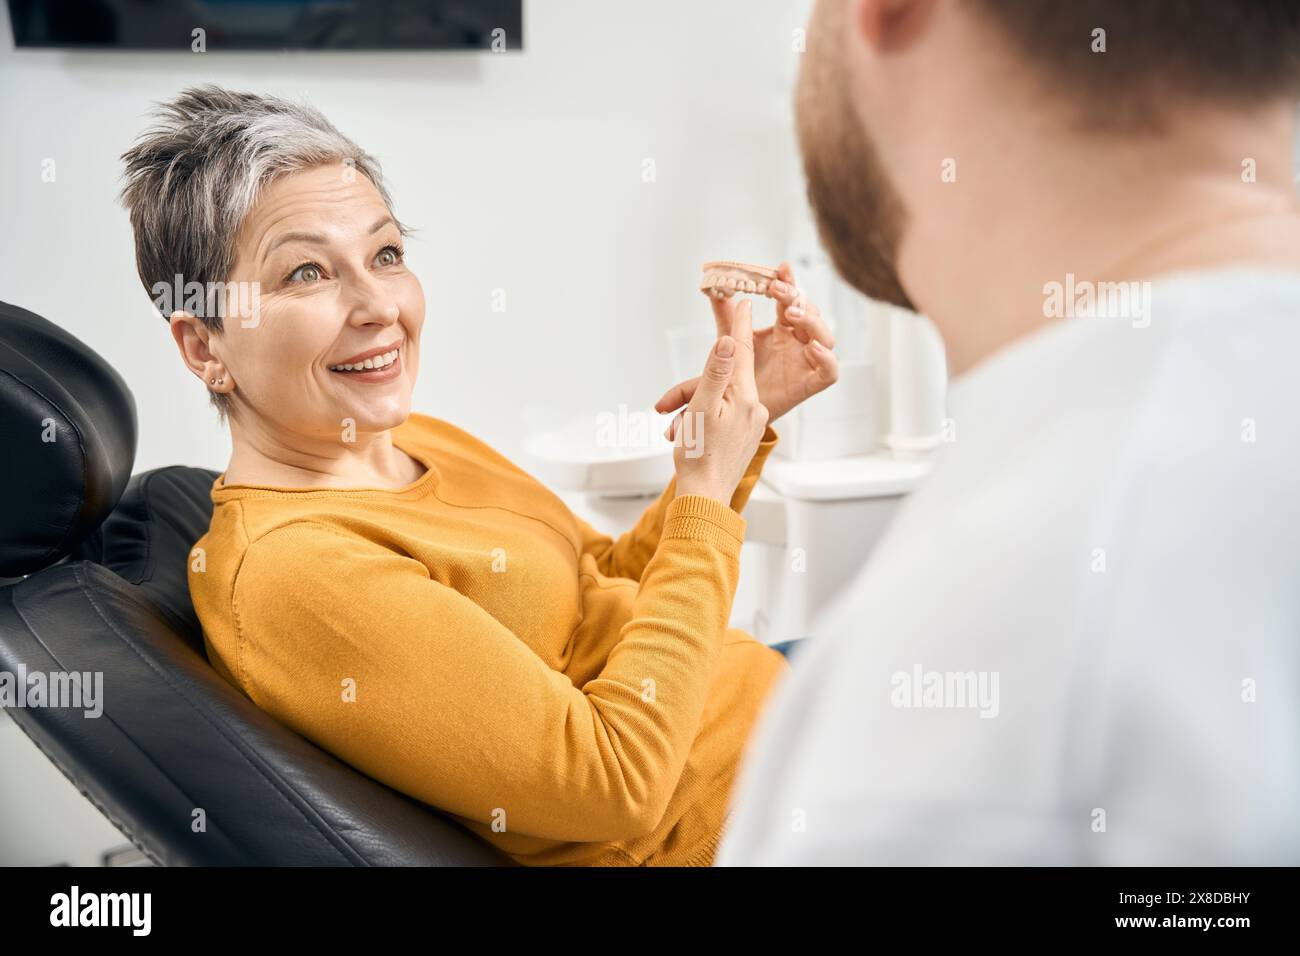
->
xmin=855 ymin=0 xmax=938 ymax=52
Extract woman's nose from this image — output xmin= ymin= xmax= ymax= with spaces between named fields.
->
xmin=342 ymin=271 xmax=401 ymax=326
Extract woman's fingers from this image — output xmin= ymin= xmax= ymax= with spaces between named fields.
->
xmin=803 ymin=337 xmax=840 ymax=386
xmin=766 ymin=264 xmax=813 ymax=345
xmin=767 ymin=267 xmax=802 ymax=312
xmin=654 ymin=376 xmax=700 ymax=413
xmin=729 ymin=298 xmax=759 ymax=401
xmin=768 ymin=263 xmax=836 ymax=350
xmin=784 ymin=299 xmax=836 ymax=349
xmin=768 ymin=262 xmax=799 ymax=300
xmin=770 ymin=260 xmax=796 ymax=298
xmin=692 ymin=334 xmax=737 ymax=415
xmin=664 ymin=409 xmax=684 ymax=441
xmin=709 ymin=293 xmax=736 ymax=339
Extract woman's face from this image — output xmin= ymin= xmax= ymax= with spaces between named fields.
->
xmin=215 ymin=163 xmax=424 ymax=439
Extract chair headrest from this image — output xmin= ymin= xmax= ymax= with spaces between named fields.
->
xmin=70 ymin=465 xmax=220 ymax=653
xmin=0 ymin=300 xmax=138 ymax=577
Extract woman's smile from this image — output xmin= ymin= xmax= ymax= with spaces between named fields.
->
xmin=328 ymin=350 xmax=402 ymax=384
xmin=327 ymin=343 xmax=404 ymax=384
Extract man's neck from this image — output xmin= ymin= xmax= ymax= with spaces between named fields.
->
xmin=896 ymin=101 xmax=1300 ymax=378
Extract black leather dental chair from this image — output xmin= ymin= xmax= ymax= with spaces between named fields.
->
xmin=0 ymin=299 xmax=510 ymax=865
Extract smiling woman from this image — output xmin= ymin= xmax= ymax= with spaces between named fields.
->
xmin=209 ymin=164 xmax=426 ymax=489
xmin=119 ymin=86 xmax=427 ymax=490
xmin=116 ymin=85 xmax=793 ymax=867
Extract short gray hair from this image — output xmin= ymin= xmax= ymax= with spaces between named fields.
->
xmin=119 ymin=84 xmax=407 ymax=423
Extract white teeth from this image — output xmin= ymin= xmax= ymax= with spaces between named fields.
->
xmin=329 ymin=349 xmax=399 ymax=372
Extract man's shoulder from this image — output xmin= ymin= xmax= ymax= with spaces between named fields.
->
xmin=851 ymin=274 xmax=1300 ymax=631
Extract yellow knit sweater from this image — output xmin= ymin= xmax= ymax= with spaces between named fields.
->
xmin=189 ymin=412 xmax=789 ymax=866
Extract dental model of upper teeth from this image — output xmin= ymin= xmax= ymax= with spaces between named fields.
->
xmin=699 ymin=260 xmax=780 ymax=299
xmin=329 ymin=349 xmax=399 ymax=372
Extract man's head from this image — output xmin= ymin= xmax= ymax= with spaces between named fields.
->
xmin=795 ymin=0 xmax=1300 ymax=363
xmin=795 ymin=0 xmax=914 ymax=311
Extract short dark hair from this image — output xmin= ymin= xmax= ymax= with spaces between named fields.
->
xmin=968 ymin=0 xmax=1300 ymax=122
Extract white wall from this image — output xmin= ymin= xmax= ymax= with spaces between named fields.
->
xmin=0 ymin=0 xmax=813 ymax=473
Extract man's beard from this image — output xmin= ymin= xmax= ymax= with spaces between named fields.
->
xmin=794 ymin=15 xmax=916 ymax=312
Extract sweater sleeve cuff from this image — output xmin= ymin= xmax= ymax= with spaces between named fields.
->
xmin=725 ymin=423 xmax=779 ymax=515
xmin=747 ymin=424 xmax=779 ymax=474
xmin=662 ymin=493 xmax=747 ymax=556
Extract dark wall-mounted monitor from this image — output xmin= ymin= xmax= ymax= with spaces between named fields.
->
xmin=7 ymin=0 xmax=524 ymax=51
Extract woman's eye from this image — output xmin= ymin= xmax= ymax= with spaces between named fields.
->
xmin=287 ymin=262 xmax=323 ymax=283
xmin=376 ymin=245 xmax=404 ymax=267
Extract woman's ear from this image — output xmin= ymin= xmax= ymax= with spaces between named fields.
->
xmin=169 ymin=310 xmax=230 ymax=392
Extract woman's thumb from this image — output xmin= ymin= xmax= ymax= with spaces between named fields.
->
xmin=695 ymin=336 xmax=734 ymax=407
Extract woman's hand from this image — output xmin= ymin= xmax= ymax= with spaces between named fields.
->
xmin=656 ymin=262 xmax=840 ymax=426
xmin=667 ymin=299 xmax=770 ymax=506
